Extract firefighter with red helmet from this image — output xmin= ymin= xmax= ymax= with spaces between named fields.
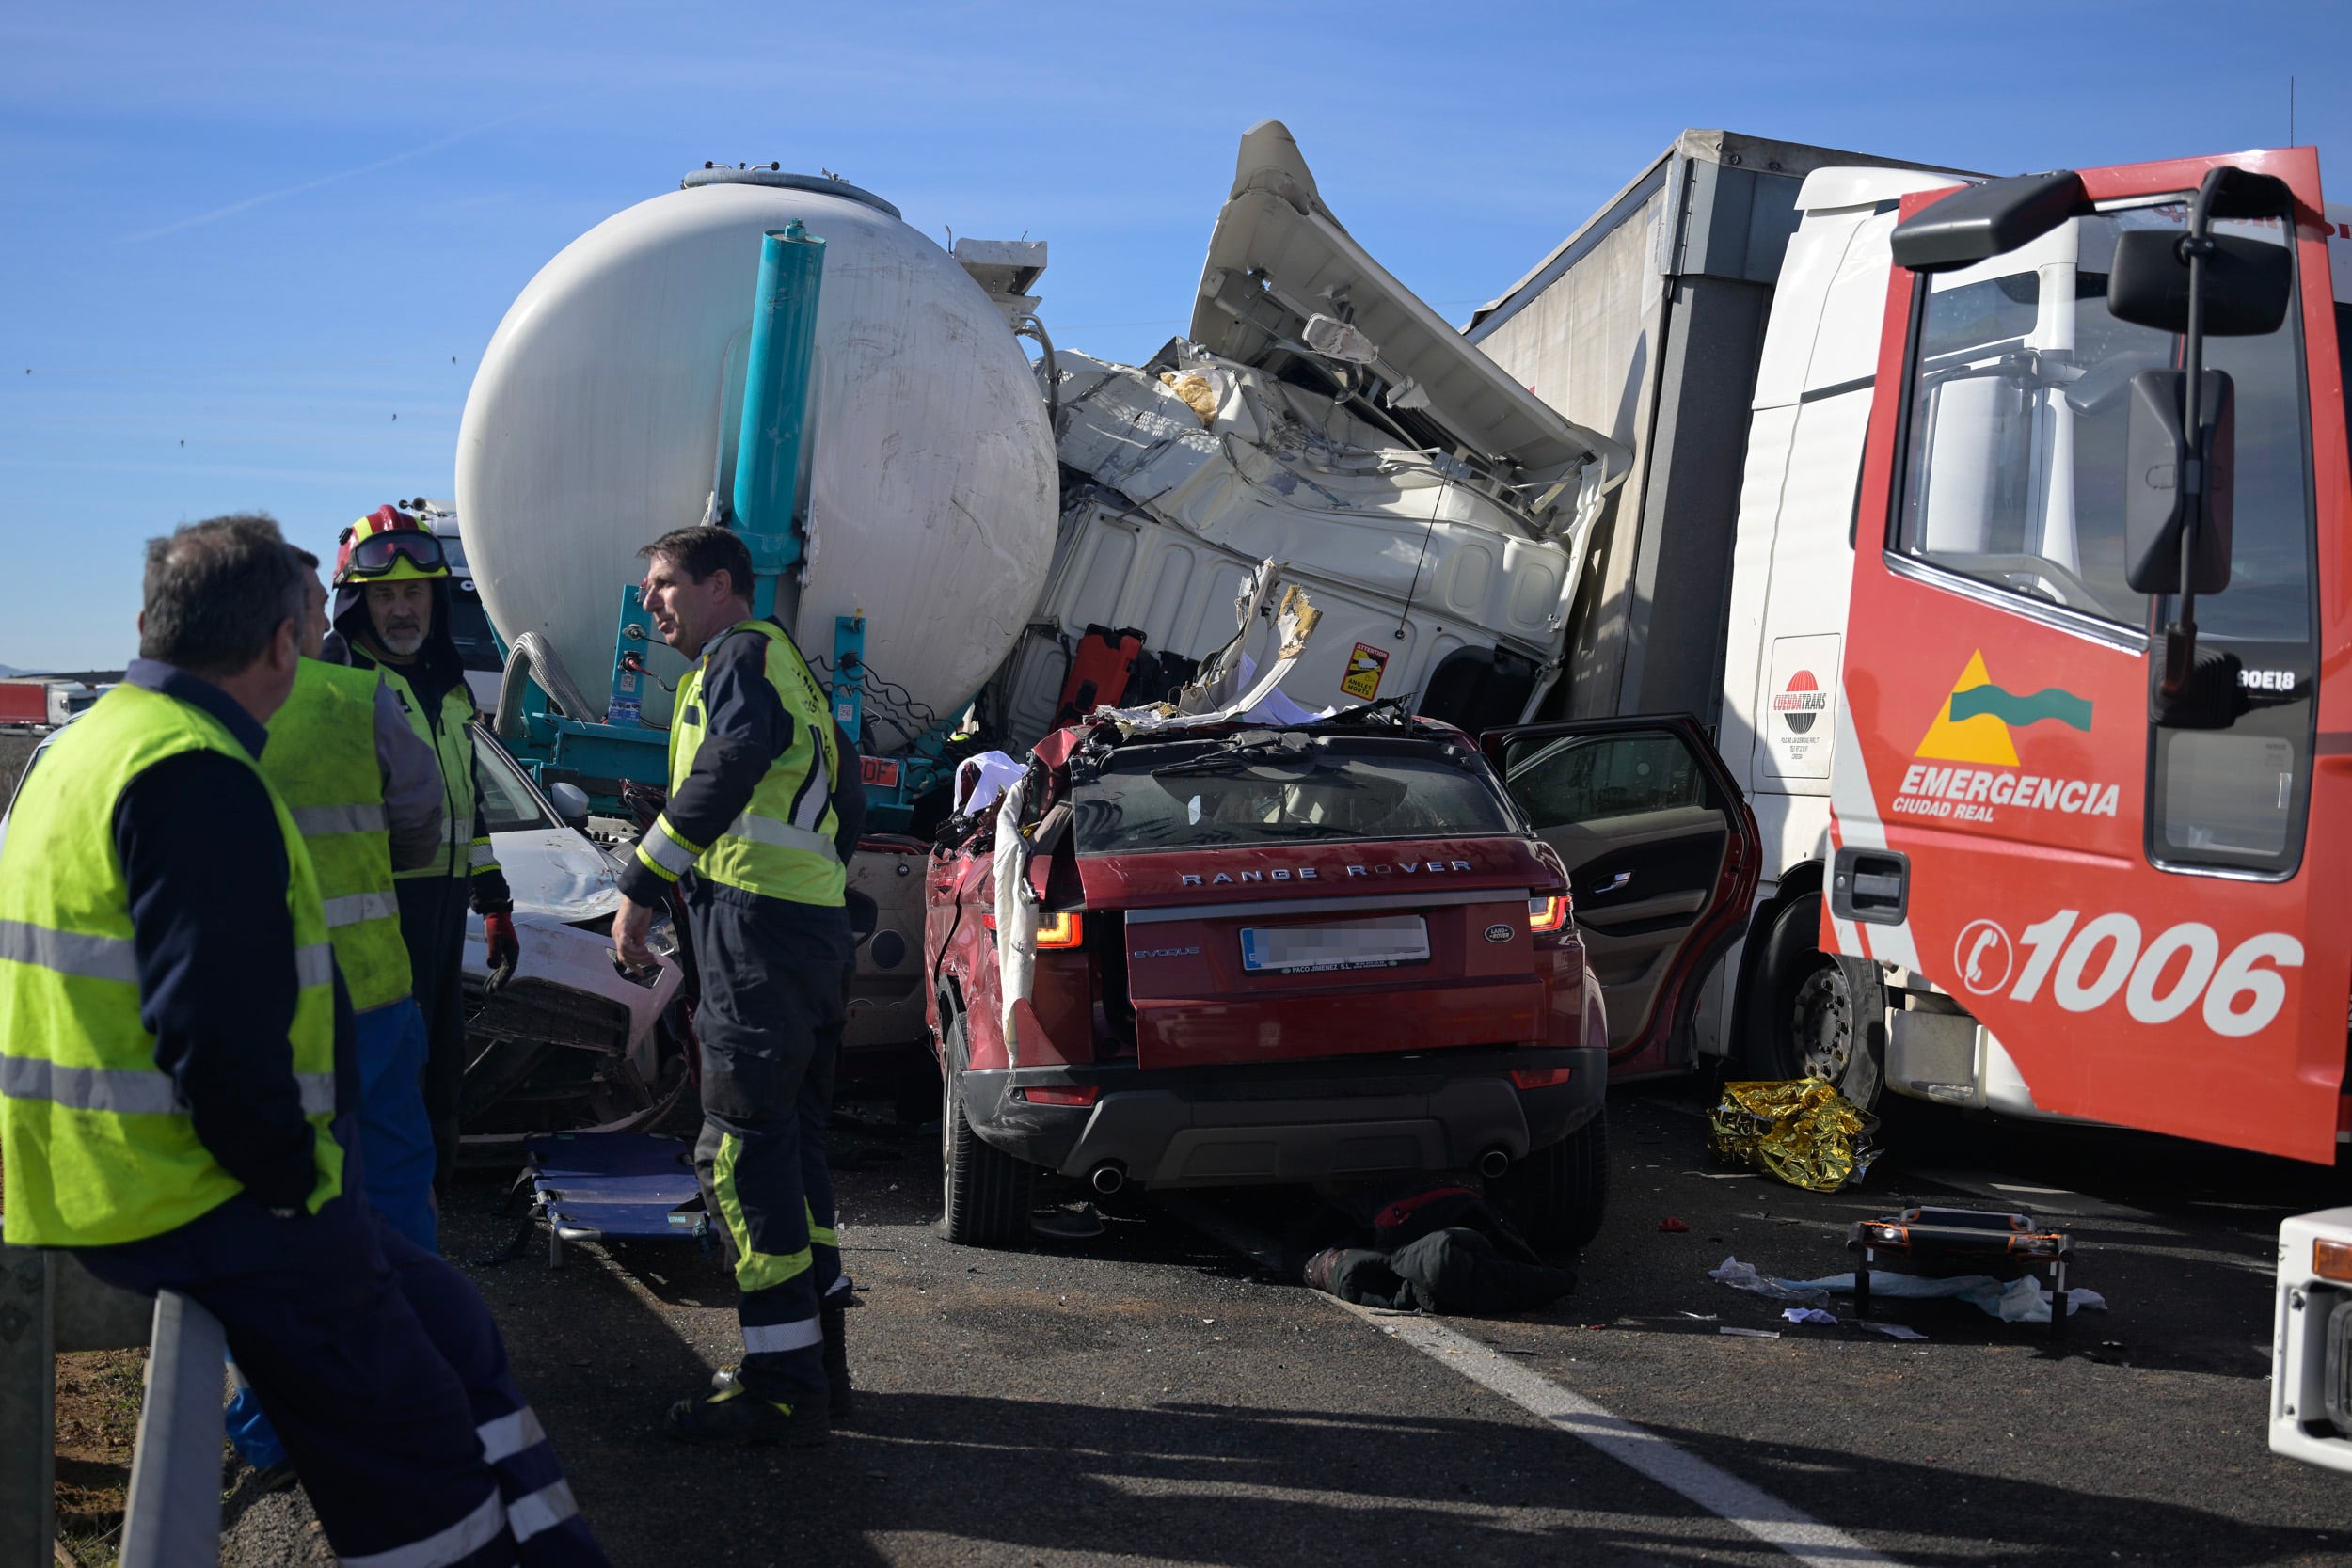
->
xmin=324 ymin=504 xmax=520 ymax=1195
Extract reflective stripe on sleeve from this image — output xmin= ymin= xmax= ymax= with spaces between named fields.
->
xmin=469 ymin=839 xmax=498 ymax=870
xmin=727 ymin=812 xmax=834 ymax=860
xmin=321 ymin=891 xmax=400 ymax=928
xmin=295 ymin=1072 xmax=337 ymax=1117
xmin=336 ymin=1488 xmax=507 ymax=1568
xmin=638 ymin=818 xmax=702 ymax=879
xmin=0 ymin=920 xmax=139 ymax=984
xmin=0 ymin=1056 xmax=182 ymax=1115
xmin=290 ymin=803 xmax=389 ymax=836
xmin=294 ymin=942 xmax=337 ymax=990
xmin=741 ymin=1317 xmax=823 ymax=1355
xmin=475 ymin=1405 xmax=548 ymax=1465
xmin=506 ymin=1479 xmax=580 ymax=1544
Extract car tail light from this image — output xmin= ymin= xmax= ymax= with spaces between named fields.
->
xmin=1015 ymin=1085 xmax=1100 ymax=1107
xmin=980 ymin=911 xmax=1086 ymax=948
xmin=1529 ymin=895 xmax=1569 ymax=933
xmin=1509 ymin=1067 xmax=1572 ymax=1090
xmin=2318 ymin=1237 xmax=2352 ymax=1284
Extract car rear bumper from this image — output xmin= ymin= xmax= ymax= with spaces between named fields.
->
xmin=958 ymin=1045 xmax=1604 ymax=1189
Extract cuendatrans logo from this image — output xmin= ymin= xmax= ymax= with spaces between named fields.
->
xmin=1891 ymin=651 xmax=2115 ymax=822
xmin=1772 ymin=670 xmax=1827 ymax=735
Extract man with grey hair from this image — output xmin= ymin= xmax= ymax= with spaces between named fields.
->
xmin=0 ymin=515 xmax=608 ymax=1566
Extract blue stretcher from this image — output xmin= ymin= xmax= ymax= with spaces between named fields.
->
xmin=522 ymin=1132 xmax=707 ymax=1267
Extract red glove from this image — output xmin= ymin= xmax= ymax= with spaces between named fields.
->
xmin=483 ymin=912 xmax=520 ymax=994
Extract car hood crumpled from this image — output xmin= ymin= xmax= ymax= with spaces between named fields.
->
xmin=493 ymin=827 xmax=623 ymax=924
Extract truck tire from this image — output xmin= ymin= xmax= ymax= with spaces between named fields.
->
xmin=1742 ymin=891 xmax=1885 ymax=1110
xmin=1494 ymin=1107 xmax=1609 ymax=1255
xmin=939 ymin=1015 xmax=1032 ymax=1248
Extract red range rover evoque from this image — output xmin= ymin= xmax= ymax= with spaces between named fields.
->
xmin=922 ymin=707 xmax=1757 ymax=1253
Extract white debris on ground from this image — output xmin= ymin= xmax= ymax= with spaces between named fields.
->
xmin=1710 ymin=1256 xmax=2109 ymax=1323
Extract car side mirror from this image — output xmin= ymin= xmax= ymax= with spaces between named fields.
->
xmin=548 ymin=781 xmax=592 ymax=832
xmin=2123 ymin=370 xmax=2234 ymax=594
xmin=2107 ymin=229 xmax=2294 ymax=338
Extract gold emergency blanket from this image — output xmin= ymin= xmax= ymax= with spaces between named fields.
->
xmin=1708 ymin=1077 xmax=1881 ymax=1193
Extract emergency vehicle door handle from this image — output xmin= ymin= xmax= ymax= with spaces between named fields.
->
xmin=1830 ymin=846 xmax=1911 ymax=927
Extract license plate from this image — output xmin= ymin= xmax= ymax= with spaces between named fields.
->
xmin=1239 ymin=915 xmax=1429 ymax=974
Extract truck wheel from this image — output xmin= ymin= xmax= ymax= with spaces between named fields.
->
xmin=1742 ymin=892 xmax=1885 ymax=1109
xmin=1494 ymin=1107 xmax=1609 ymax=1255
xmin=939 ymin=1016 xmax=1032 ymax=1248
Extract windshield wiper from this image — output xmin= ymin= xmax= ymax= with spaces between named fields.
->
xmin=1147 ymin=730 xmax=1317 ymax=779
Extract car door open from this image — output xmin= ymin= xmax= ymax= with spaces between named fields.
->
xmin=1484 ymin=715 xmax=1759 ymax=1075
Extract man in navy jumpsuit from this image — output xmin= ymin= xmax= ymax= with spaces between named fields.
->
xmin=611 ymin=525 xmax=863 ymax=1446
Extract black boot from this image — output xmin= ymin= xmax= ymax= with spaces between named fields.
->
xmin=665 ymin=1385 xmax=829 ymax=1448
xmin=822 ymin=1294 xmax=854 ymax=1423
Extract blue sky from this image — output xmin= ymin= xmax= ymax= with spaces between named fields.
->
xmin=4 ymin=1 xmax=2346 ymax=672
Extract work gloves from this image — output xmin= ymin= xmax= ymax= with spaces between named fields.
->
xmin=483 ymin=911 xmax=520 ymax=994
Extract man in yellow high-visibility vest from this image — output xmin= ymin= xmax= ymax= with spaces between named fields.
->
xmin=612 ymin=525 xmax=863 ymax=1447
xmin=0 ymin=515 xmax=607 ymax=1565
xmin=278 ymin=551 xmax=447 ymax=1245
xmin=225 ymin=552 xmax=451 ymax=1487
xmin=323 ymin=504 xmax=520 ymax=1196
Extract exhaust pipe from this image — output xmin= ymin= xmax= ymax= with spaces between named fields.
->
xmin=1477 ymin=1148 xmax=1511 ymax=1180
xmin=1089 ymin=1162 xmax=1127 ymax=1196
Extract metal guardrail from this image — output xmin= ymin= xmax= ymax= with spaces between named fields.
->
xmin=119 ymin=1292 xmax=224 ymax=1567
xmin=0 ymin=1243 xmax=220 ymax=1567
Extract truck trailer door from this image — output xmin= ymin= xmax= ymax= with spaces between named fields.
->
xmin=1832 ymin=147 xmax=2349 ymax=1162
xmin=1485 ymin=715 xmax=1760 ymax=1077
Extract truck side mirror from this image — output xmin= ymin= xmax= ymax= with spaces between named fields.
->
xmin=2107 ymin=229 xmax=2294 ymax=338
xmin=1890 ymin=170 xmax=2086 ymax=273
xmin=2123 ymin=369 xmax=2233 ymax=594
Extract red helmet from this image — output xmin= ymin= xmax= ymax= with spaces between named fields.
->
xmin=334 ymin=504 xmax=449 ymax=586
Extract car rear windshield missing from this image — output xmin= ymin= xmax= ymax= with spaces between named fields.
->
xmin=1072 ymin=732 xmax=1515 ymax=854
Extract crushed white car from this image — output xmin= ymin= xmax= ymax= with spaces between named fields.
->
xmin=460 ymin=727 xmax=686 ymax=1155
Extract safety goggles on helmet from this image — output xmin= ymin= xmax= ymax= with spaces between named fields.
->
xmin=336 ymin=505 xmax=450 ymax=585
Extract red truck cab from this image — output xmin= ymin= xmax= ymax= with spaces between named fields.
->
xmin=922 ymin=707 xmax=1758 ymax=1252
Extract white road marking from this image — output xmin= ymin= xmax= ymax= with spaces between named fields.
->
xmin=1161 ymin=1196 xmax=1907 ymax=1568
xmin=1352 ymin=1307 xmax=1905 ymax=1568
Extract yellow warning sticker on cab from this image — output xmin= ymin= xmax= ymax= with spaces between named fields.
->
xmin=1340 ymin=642 xmax=1390 ymax=701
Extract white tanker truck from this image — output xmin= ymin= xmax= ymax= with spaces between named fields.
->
xmin=456 ymin=123 xmax=1628 ymax=1067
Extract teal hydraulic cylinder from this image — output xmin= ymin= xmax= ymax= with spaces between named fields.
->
xmin=731 ymin=220 xmax=827 ymax=623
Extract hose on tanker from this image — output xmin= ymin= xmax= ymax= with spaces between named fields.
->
xmin=1014 ymin=313 xmax=1059 ymax=429
xmin=495 ymin=631 xmax=601 ymax=739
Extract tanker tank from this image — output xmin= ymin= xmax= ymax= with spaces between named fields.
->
xmin=455 ymin=167 xmax=1058 ymax=738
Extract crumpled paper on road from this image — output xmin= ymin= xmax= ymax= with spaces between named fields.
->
xmin=1708 ymin=1257 xmax=1830 ymax=1305
xmin=1707 ymin=1077 xmax=1881 ymax=1192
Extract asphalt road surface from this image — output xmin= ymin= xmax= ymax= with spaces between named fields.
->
xmin=436 ymin=1085 xmax=2352 ymax=1568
